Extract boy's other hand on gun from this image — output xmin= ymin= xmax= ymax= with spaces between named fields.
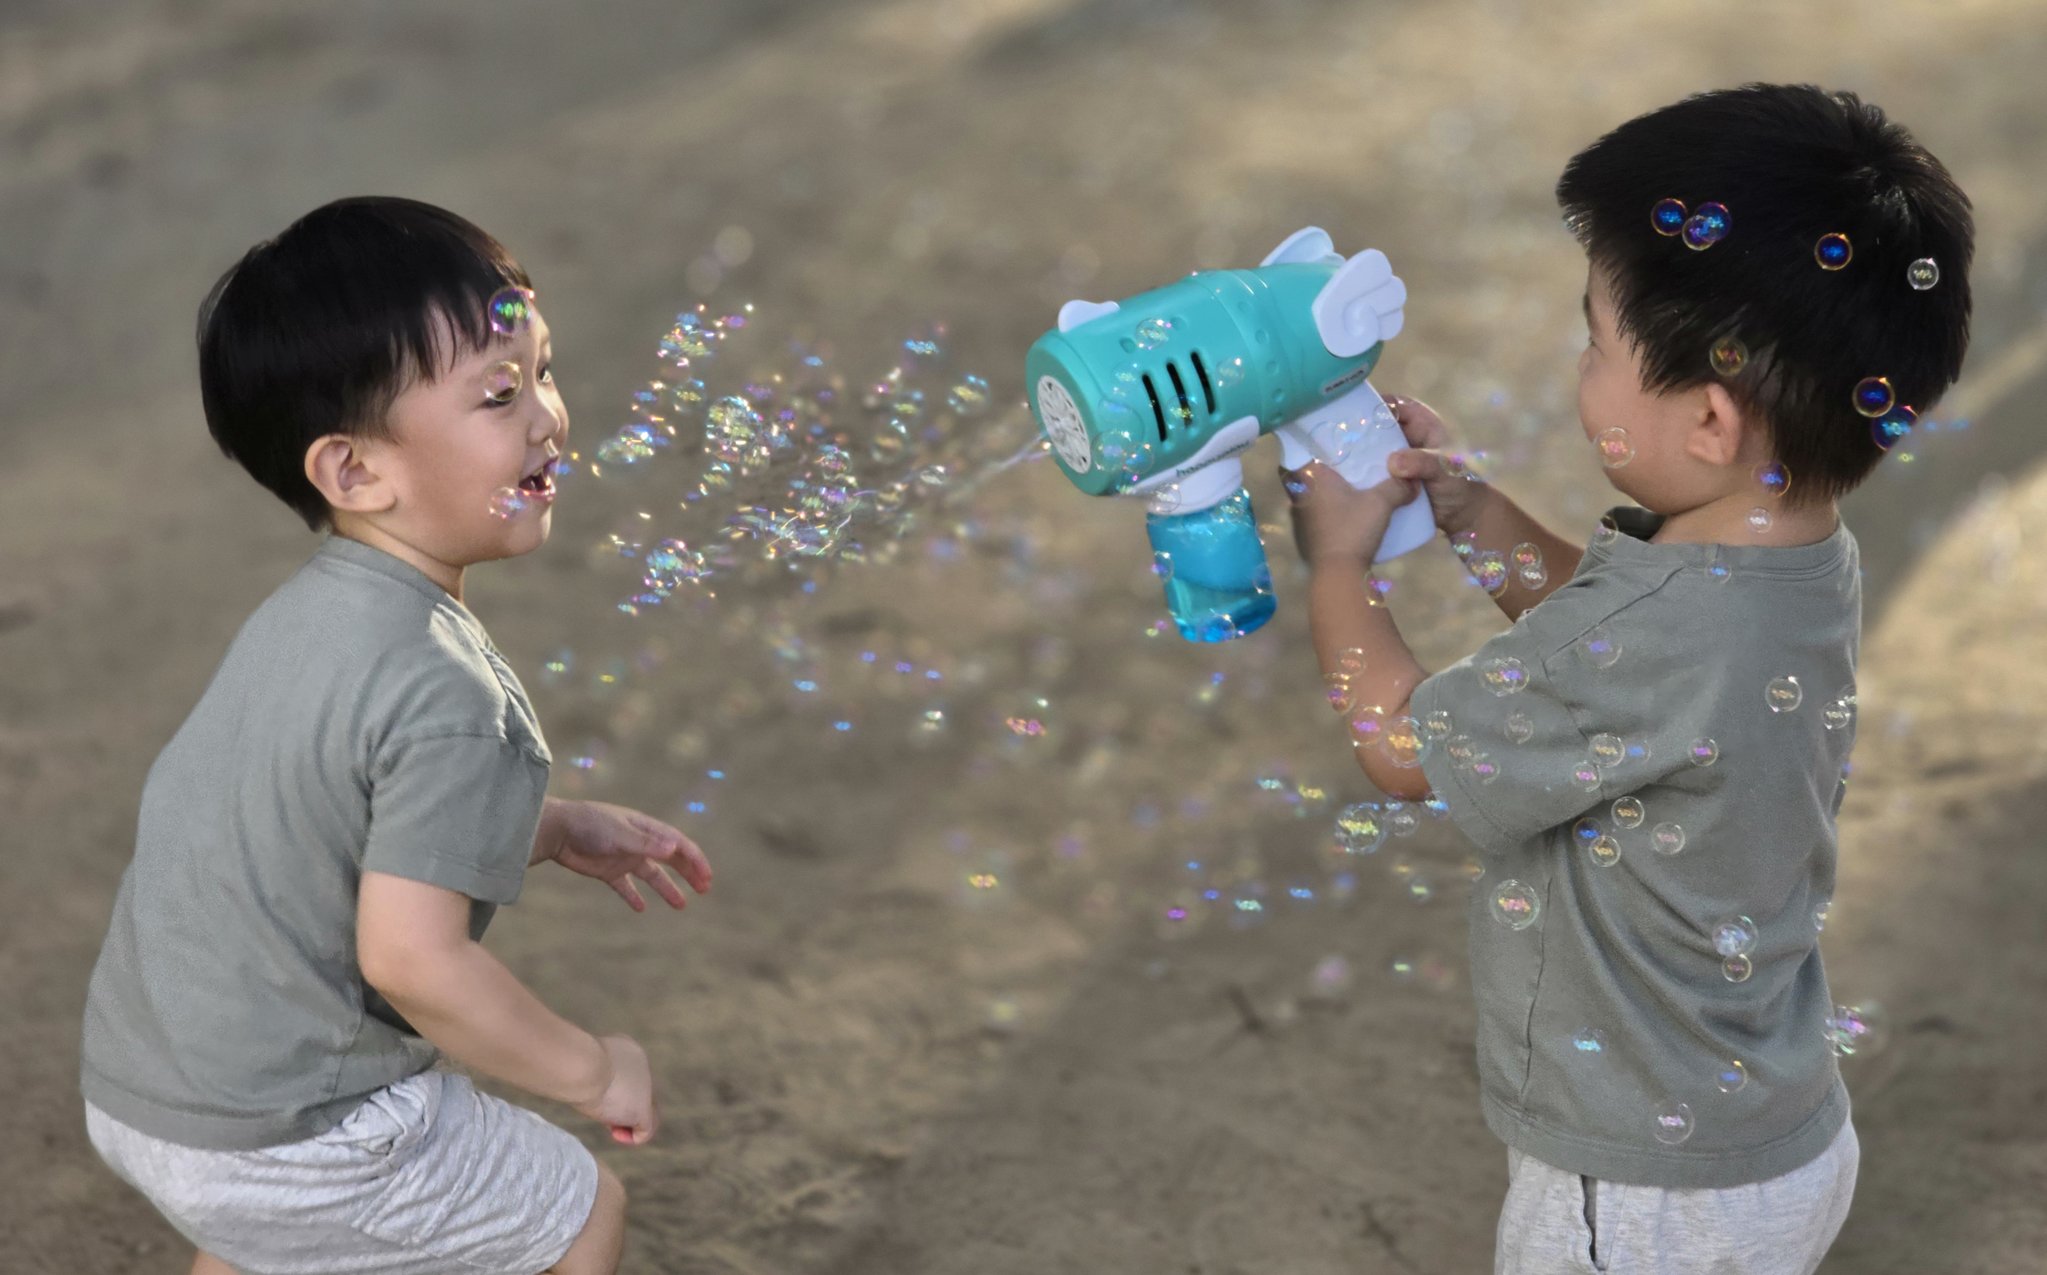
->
xmin=1383 ymin=395 xmax=1494 ymax=539
xmin=578 ymin=1033 xmax=660 ymax=1146
xmin=1281 ymin=460 xmax=1418 ymax=570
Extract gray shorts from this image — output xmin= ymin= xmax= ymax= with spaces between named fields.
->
xmin=85 ymin=1068 xmax=599 ymax=1275
xmin=1496 ymin=1118 xmax=1859 ymax=1274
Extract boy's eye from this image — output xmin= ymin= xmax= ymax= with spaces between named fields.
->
xmin=482 ymin=360 xmax=523 ymax=406
xmin=538 ymin=361 xmax=553 ymax=385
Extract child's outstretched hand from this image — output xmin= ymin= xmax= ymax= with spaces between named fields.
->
xmin=1383 ymin=395 xmax=1494 ymax=539
xmin=541 ymin=799 xmax=713 ymax=913
xmin=1281 ymin=460 xmax=1419 ymax=569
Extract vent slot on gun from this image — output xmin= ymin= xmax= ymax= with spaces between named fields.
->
xmin=1164 ymin=362 xmax=1195 ymax=429
xmin=1188 ymin=351 xmax=1217 ymax=415
xmin=1140 ymin=374 xmax=1169 ymax=441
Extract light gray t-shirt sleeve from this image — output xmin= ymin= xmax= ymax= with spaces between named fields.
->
xmin=360 ymin=732 xmax=548 ymax=905
xmin=1410 ymin=596 xmax=1696 ymax=857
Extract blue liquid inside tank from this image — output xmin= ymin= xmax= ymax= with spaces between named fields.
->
xmin=1145 ymin=488 xmax=1276 ymax=642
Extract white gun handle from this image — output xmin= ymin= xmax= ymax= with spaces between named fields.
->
xmin=1269 ymin=417 xmax=1432 ymax=560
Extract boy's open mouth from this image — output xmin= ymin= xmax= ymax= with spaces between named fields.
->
xmin=517 ymin=458 xmax=557 ymax=502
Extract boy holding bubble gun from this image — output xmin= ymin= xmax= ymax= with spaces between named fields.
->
xmin=78 ymin=197 xmax=713 ymax=1275
xmin=1285 ymin=85 xmax=1971 ymax=1273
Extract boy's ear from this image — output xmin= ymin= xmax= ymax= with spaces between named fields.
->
xmin=1687 ymin=381 xmax=1754 ymax=469
xmin=304 ymin=434 xmax=398 ymax=515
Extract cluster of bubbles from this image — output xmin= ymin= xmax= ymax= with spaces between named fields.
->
xmin=1649 ymin=197 xmax=1731 ymax=251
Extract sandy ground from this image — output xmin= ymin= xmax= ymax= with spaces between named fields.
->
xmin=4 ymin=1 xmax=2046 ymax=1271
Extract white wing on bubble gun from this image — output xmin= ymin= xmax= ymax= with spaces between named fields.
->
xmin=1022 ymin=227 xmax=1432 ymax=642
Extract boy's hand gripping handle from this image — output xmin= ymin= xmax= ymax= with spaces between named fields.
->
xmin=1274 ymin=379 xmax=1435 ymax=564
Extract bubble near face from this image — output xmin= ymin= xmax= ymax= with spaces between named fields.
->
xmin=1907 ymin=257 xmax=1941 ymax=290
xmin=1492 ymin=880 xmax=1540 ymax=930
xmin=487 ymin=286 xmax=535 ymax=335
xmin=1765 ymin=675 xmax=1803 ymax=713
xmin=488 ymin=486 xmax=530 ymax=520
xmin=1653 ymin=1102 xmax=1695 ymax=1145
xmin=483 ymin=373 xmax=530 ymax=426
xmin=1709 ymin=336 xmax=1749 ymax=378
xmin=1746 ymin=506 xmax=1773 ymax=534
xmin=1754 ymin=461 xmax=1789 ymax=498
xmin=1595 ymin=427 xmax=1635 ymax=468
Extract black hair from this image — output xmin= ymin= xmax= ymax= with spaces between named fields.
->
xmin=197 ymin=196 xmax=532 ymax=530
xmin=1556 ymin=83 xmax=1973 ymax=505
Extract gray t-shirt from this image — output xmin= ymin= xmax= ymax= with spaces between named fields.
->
xmin=80 ymin=536 xmax=552 ymax=1151
xmin=1410 ymin=506 xmax=1857 ymax=1189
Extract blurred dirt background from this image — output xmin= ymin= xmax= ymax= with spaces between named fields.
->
xmin=4 ymin=1 xmax=2045 ymax=1271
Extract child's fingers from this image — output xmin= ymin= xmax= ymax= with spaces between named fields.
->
xmin=635 ymin=860 xmax=691 ymax=911
xmin=1387 ymin=448 xmax=1444 ymax=482
xmin=1385 ymin=395 xmax=1448 ymax=448
xmin=609 ymin=878 xmax=648 ymax=911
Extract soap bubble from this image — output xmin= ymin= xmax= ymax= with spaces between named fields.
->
xmin=1713 ymin=916 xmax=1758 ymax=958
xmin=1705 ymin=559 xmax=1732 ymax=584
xmin=1653 ymin=1102 xmax=1696 ymax=1145
xmin=1825 ymin=1002 xmax=1888 ymax=1057
xmin=1722 ymin=954 xmax=1753 ymax=982
xmin=1591 ymin=518 xmax=1620 ymax=548
xmin=1650 ymin=822 xmax=1687 ymax=855
xmin=1309 ymin=955 xmax=1354 ymax=998
xmin=1572 ymin=1027 xmax=1608 ymax=1055
xmin=1511 ymin=542 xmax=1542 ymax=569
xmin=947 ymin=374 xmax=991 ymax=415
xmin=483 ymin=360 xmax=523 ymax=404
xmin=488 ymin=486 xmax=530 ymax=519
xmin=1578 ymin=625 xmax=1622 ymax=669
xmin=1503 ymin=711 xmax=1535 ymax=744
xmin=1569 ymin=759 xmax=1602 ymax=792
xmin=1709 ymin=337 xmax=1748 ymax=377
xmin=1651 ymin=198 xmax=1688 ymax=236
xmin=1482 ymin=657 xmax=1528 ymax=696
xmin=1584 ymin=835 xmax=1620 ymax=867
xmin=1823 ymin=688 xmax=1857 ymax=731
xmin=1491 ymin=880 xmax=1540 ymax=930
xmin=1754 ymin=461 xmax=1789 ymax=498
xmin=1813 ymin=233 xmax=1853 ymax=270
xmin=1612 ymin=796 xmax=1646 ymax=828
xmin=1716 ymin=1060 xmax=1749 ymax=1094
xmin=1387 ymin=803 xmax=1423 ymax=837
xmin=1872 ymin=404 xmax=1916 ymax=451
xmin=487 ymin=285 xmax=534 ymax=335
xmin=1383 ymin=716 xmax=1426 ymax=768
xmin=1134 ymin=317 xmax=1173 ymax=349
xmin=1746 ymin=507 xmax=1773 ymax=533
xmin=1516 ymin=562 xmax=1549 ymax=590
xmin=1589 ymin=732 xmax=1625 ymax=768
xmin=1687 ymin=738 xmax=1720 ymax=766
xmin=1852 ymin=376 xmax=1895 ymax=418
xmin=1907 ymin=257 xmax=1940 ymax=290
xmin=1335 ymin=803 xmax=1386 ymax=854
xmin=1681 ymin=202 xmax=1730 ymax=250
xmin=1765 ymin=676 xmax=1803 ymax=713
xmin=1572 ymin=817 xmax=1602 ymax=848
xmin=1813 ymin=900 xmax=1832 ymax=932
xmin=1211 ymin=355 xmax=1246 ymax=388
xmin=1595 ymin=427 xmax=1635 ymax=468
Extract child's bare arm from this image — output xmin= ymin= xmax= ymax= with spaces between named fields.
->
xmin=1382 ymin=396 xmax=1583 ymax=621
xmin=357 ymin=872 xmax=659 ymax=1142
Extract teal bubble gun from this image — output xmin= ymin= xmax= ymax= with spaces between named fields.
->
xmin=1025 ymin=227 xmax=1433 ymax=642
